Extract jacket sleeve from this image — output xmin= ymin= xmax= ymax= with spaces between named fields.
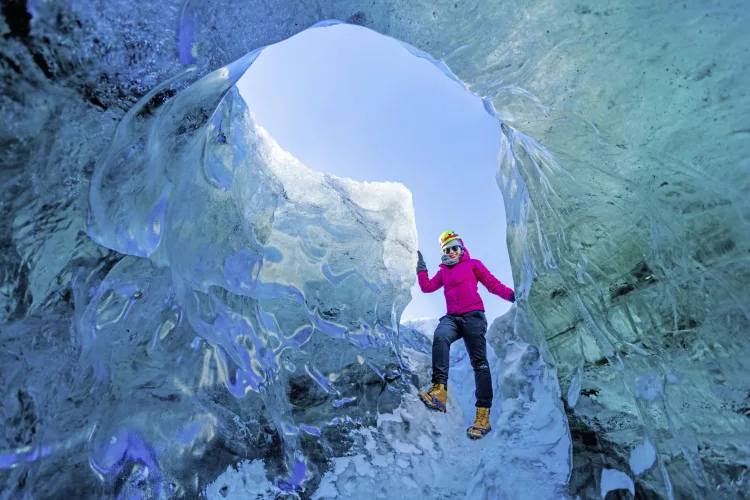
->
xmin=417 ymin=269 xmax=443 ymax=293
xmin=473 ymin=260 xmax=514 ymax=301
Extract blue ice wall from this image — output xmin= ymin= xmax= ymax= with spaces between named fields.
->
xmin=1 ymin=0 xmax=748 ymax=498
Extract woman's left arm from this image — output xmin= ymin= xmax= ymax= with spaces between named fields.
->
xmin=473 ymin=261 xmax=515 ymax=302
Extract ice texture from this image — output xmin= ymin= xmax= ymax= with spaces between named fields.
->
xmin=2 ymin=0 xmax=749 ymax=498
xmin=92 ymin=71 xmax=416 ymax=491
xmin=208 ymin=308 xmax=570 ymax=499
xmin=3 ymin=30 xmax=418 ymax=496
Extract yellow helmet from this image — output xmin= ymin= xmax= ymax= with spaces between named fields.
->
xmin=438 ymin=230 xmax=461 ymax=249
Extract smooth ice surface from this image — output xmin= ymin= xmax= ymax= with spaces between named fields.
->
xmin=2 ymin=0 xmax=749 ymax=498
xmin=630 ymin=439 xmax=657 ymax=476
xmin=3 ymin=30 xmax=417 ymax=496
xmin=600 ymin=468 xmax=635 ymax=498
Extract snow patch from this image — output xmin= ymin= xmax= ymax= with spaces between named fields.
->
xmin=629 ymin=439 xmax=656 ymax=476
xmin=205 ymin=460 xmax=278 ymax=499
xmin=600 ymin=468 xmax=635 ymax=498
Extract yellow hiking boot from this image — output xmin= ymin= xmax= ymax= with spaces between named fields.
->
xmin=418 ymin=383 xmax=447 ymax=412
xmin=467 ymin=407 xmax=491 ymax=439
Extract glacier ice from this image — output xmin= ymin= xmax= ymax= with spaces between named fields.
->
xmin=209 ymin=308 xmax=570 ymax=499
xmin=1 ymin=0 xmax=749 ymax=498
xmin=3 ymin=33 xmax=419 ymax=496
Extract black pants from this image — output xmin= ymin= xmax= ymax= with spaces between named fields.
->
xmin=431 ymin=310 xmax=492 ymax=408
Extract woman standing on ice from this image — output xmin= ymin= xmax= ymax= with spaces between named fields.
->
xmin=416 ymin=230 xmax=515 ymax=439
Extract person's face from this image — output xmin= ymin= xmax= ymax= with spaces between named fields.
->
xmin=443 ymin=244 xmax=462 ymax=259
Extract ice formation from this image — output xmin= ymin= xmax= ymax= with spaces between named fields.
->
xmin=1 ymin=0 xmax=749 ymax=498
xmin=209 ymin=308 xmax=570 ymax=499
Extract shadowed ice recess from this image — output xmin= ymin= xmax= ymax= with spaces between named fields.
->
xmin=0 ymin=1 xmax=749 ymax=499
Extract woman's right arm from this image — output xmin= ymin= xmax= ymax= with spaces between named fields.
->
xmin=418 ymin=268 xmax=443 ymax=293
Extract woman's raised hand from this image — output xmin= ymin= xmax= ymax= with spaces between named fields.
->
xmin=416 ymin=251 xmax=427 ymax=273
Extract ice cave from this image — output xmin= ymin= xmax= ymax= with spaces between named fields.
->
xmin=0 ymin=0 xmax=748 ymax=498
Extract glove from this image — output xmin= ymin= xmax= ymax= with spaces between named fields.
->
xmin=416 ymin=251 xmax=427 ymax=273
xmin=509 ymin=292 xmax=516 ymax=303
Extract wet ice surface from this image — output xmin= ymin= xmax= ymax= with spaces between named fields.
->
xmin=3 ymin=48 xmax=418 ymax=496
xmin=208 ymin=307 xmax=571 ymax=499
xmin=2 ymin=0 xmax=750 ymax=497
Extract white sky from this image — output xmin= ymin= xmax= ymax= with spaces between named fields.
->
xmin=237 ymin=23 xmax=514 ymax=321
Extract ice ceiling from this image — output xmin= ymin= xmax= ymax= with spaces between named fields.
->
xmin=1 ymin=0 xmax=748 ymax=498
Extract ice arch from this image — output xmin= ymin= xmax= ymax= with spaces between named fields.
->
xmin=1 ymin=0 xmax=748 ymax=498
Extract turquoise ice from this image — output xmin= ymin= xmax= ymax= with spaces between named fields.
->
xmin=1 ymin=0 xmax=748 ymax=498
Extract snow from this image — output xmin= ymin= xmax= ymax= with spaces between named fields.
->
xmin=629 ymin=439 xmax=656 ymax=476
xmin=205 ymin=460 xmax=277 ymax=499
xmin=600 ymin=468 xmax=635 ymax=498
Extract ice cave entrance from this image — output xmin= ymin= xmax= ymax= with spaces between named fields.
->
xmin=237 ymin=23 xmax=515 ymax=322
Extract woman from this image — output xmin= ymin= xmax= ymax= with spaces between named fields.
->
xmin=416 ymin=230 xmax=515 ymax=439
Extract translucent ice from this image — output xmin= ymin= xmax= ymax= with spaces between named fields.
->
xmin=2 ymin=0 xmax=750 ymax=498
xmin=3 ymin=40 xmax=417 ymax=496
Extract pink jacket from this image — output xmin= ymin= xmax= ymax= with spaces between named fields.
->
xmin=418 ymin=246 xmax=514 ymax=315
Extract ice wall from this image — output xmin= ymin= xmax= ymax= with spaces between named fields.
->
xmin=2 ymin=36 xmax=419 ymax=496
xmin=1 ymin=0 xmax=749 ymax=498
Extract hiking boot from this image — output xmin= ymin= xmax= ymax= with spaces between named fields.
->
xmin=467 ymin=407 xmax=491 ymax=439
xmin=418 ymin=383 xmax=447 ymax=412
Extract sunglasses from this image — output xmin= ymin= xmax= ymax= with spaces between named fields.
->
xmin=442 ymin=245 xmax=461 ymax=255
